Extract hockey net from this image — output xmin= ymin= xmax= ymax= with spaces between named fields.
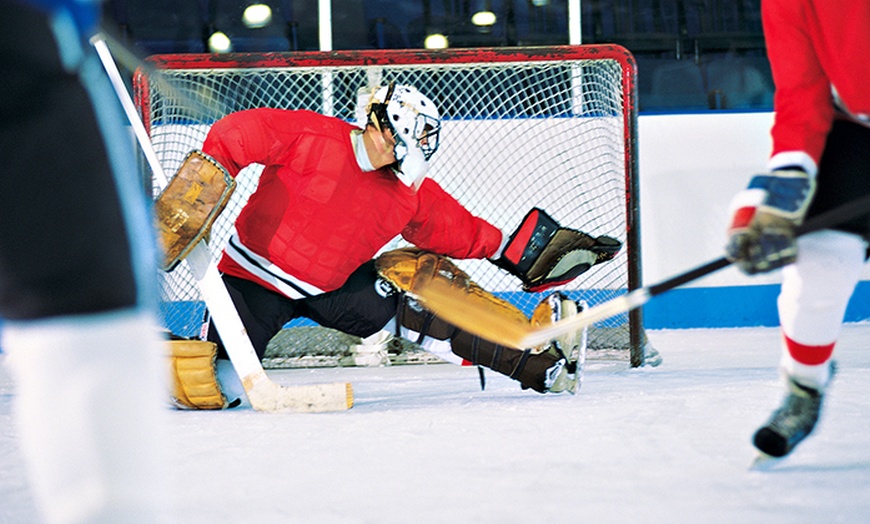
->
xmin=134 ymin=45 xmax=647 ymax=367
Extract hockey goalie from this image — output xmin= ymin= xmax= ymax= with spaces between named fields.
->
xmin=155 ymin=83 xmax=621 ymax=408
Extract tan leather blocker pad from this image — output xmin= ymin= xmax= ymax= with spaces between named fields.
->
xmin=167 ymin=339 xmax=228 ymax=410
xmin=155 ymin=150 xmax=235 ymax=271
xmin=375 ymin=248 xmax=529 ymax=328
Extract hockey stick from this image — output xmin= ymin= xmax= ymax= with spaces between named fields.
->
xmin=417 ymin=192 xmax=870 ymax=350
xmin=92 ymin=35 xmax=353 ymax=413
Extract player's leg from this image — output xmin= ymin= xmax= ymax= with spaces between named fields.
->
xmin=778 ymin=231 xmax=865 ymax=388
xmin=206 ymin=274 xmax=303 ymax=361
xmin=753 ymin=229 xmax=865 ymax=457
xmin=2 ymin=312 xmax=169 ymax=523
xmin=753 ymin=119 xmax=870 ymax=457
xmin=396 ymin=298 xmax=574 ymax=393
xmin=301 ymin=260 xmax=402 ymax=339
xmin=0 ymin=4 xmax=168 ymax=521
xmin=373 ymin=249 xmax=582 ymax=393
xmin=203 ymin=275 xmax=303 ymax=407
xmin=302 ymin=256 xmax=574 ymax=393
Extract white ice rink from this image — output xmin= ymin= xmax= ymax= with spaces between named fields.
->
xmin=2 ymin=324 xmax=870 ymax=523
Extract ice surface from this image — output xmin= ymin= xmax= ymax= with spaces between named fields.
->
xmin=2 ymin=325 xmax=869 ymax=523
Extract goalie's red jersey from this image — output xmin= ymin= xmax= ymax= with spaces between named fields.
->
xmin=763 ymin=0 xmax=870 ymax=172
xmin=202 ymin=108 xmax=502 ymax=295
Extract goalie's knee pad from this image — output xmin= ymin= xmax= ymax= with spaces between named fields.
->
xmin=167 ymin=339 xmax=233 ymax=410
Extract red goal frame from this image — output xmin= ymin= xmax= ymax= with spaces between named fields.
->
xmin=134 ymin=44 xmax=647 ymax=367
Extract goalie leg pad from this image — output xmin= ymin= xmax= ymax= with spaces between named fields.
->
xmin=376 ymin=248 xmax=567 ymax=392
xmin=492 ymin=208 xmax=622 ymax=292
xmin=155 ymin=150 xmax=235 ymax=271
xmin=375 ymin=247 xmax=529 ymax=326
xmin=167 ymin=339 xmax=230 ymax=410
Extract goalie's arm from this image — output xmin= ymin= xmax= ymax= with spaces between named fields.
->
xmin=201 ymin=108 xmax=309 ymax=177
xmin=401 ymin=179 xmax=504 ymax=259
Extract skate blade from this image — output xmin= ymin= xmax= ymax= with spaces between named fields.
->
xmin=749 ymin=452 xmax=781 ymax=471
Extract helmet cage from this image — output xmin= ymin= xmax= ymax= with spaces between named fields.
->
xmin=409 ymin=112 xmax=440 ymax=161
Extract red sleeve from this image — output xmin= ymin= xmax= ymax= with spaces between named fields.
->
xmin=402 ymin=179 xmax=503 ymax=259
xmin=201 ymin=108 xmax=300 ymax=177
xmin=763 ymin=0 xmax=834 ymax=167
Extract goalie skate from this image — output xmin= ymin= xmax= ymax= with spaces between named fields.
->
xmin=531 ymin=293 xmax=588 ymax=394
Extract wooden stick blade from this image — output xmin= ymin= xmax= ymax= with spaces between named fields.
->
xmin=245 ymin=375 xmax=354 ymax=413
xmin=415 ymin=278 xmax=532 ymax=349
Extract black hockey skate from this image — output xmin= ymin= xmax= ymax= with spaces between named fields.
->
xmin=753 ymin=377 xmax=824 ymax=458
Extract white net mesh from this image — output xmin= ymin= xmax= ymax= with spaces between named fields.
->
xmin=136 ymin=45 xmax=643 ymax=366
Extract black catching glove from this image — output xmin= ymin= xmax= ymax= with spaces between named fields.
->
xmin=491 ymin=208 xmax=621 ymax=292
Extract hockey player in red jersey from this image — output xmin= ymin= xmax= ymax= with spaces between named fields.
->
xmin=726 ymin=0 xmax=870 ymax=458
xmin=190 ymin=83 xmax=618 ymax=402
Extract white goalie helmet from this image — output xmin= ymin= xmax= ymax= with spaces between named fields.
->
xmin=367 ymin=83 xmax=441 ymax=188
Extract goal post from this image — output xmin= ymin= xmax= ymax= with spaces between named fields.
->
xmin=134 ymin=45 xmax=648 ymax=367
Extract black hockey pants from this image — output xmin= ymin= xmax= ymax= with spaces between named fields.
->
xmin=207 ymin=260 xmax=560 ymax=392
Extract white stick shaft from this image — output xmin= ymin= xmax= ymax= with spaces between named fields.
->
xmin=185 ymin=242 xmax=266 ymax=387
xmin=93 ymin=35 xmax=263 ymax=387
xmin=91 ymin=36 xmax=168 ymax=187
xmin=520 ymin=289 xmax=652 ymax=348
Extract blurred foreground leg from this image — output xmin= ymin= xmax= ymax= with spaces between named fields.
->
xmin=3 ymin=310 xmax=169 ymax=524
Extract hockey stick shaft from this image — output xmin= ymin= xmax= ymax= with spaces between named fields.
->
xmin=418 ymin=192 xmax=870 ymax=350
xmin=517 ymin=191 xmax=870 ymax=348
xmin=92 ymin=35 xmax=352 ymax=412
xmin=92 ymin=37 xmax=168 ymax=187
xmin=646 ymin=191 xmax=870 ymax=299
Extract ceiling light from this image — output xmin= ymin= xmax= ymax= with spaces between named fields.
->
xmin=208 ymin=31 xmax=232 ymax=53
xmin=424 ymin=33 xmax=448 ymax=49
xmin=471 ymin=10 xmax=496 ymax=26
xmin=243 ymin=4 xmax=273 ymax=29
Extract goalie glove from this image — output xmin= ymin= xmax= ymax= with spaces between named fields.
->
xmin=726 ymin=168 xmax=816 ymax=275
xmin=491 ymin=208 xmax=622 ymax=292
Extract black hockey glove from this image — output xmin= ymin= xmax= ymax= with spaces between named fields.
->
xmin=726 ymin=168 xmax=815 ymax=275
xmin=491 ymin=208 xmax=621 ymax=292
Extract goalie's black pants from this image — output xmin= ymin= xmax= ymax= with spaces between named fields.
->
xmin=208 ymin=261 xmax=560 ymax=393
